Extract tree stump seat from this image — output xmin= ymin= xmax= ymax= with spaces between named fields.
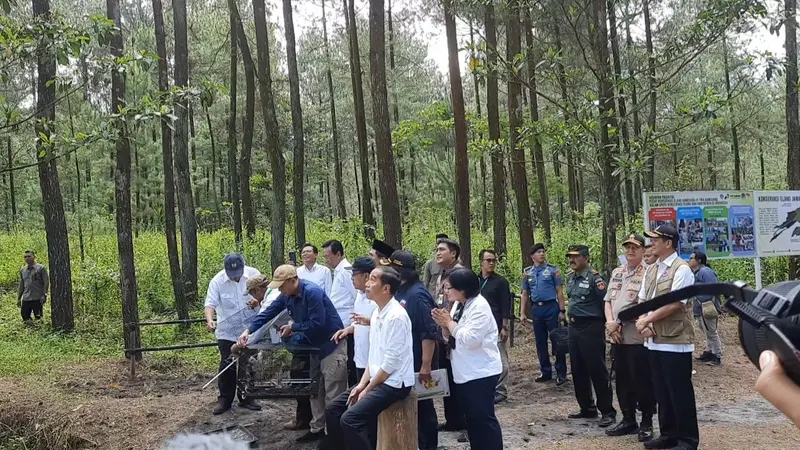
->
xmin=376 ymin=389 xmax=418 ymax=450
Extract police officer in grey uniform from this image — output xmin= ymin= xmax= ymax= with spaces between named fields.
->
xmin=565 ymin=245 xmax=616 ymax=428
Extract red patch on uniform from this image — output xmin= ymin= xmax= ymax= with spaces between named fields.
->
xmin=595 ymin=279 xmax=606 ymax=290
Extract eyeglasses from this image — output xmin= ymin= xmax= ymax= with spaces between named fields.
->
xmin=482 ymin=258 xmax=497 ymax=263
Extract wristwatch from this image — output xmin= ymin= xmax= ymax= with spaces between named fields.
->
xmin=559 ymin=309 xmax=566 ymax=313
xmin=615 ymin=318 xmax=623 ymax=325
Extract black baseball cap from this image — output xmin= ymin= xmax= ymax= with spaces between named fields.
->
xmin=387 ymin=250 xmax=416 ymax=270
xmin=372 ymin=239 xmax=395 ymax=258
xmin=565 ymin=244 xmax=590 ymax=257
xmin=645 ymin=225 xmax=678 ymax=240
xmin=622 ymin=233 xmax=646 ymax=248
xmin=346 ymin=257 xmax=377 ymax=275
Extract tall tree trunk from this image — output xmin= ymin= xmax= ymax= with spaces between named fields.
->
xmin=32 ymin=0 xmax=74 ymax=331
xmin=173 ymin=0 xmax=198 ymax=305
xmin=344 ymin=0 xmax=375 ymax=238
xmin=253 ymin=0 xmax=287 ymax=271
xmin=204 ymin=104 xmax=222 ymax=226
xmin=507 ymin=0 xmax=534 ymax=267
xmin=643 ymin=0 xmax=656 ymax=191
xmin=7 ymin=137 xmax=16 ymax=223
xmin=722 ymin=35 xmax=742 ymax=190
xmin=554 ymin=24 xmax=578 ymax=214
xmin=607 ymin=0 xmax=635 ymax=220
xmin=369 ymin=0 xmax=402 ymax=248
xmin=231 ymin=2 xmax=256 ymax=239
xmin=786 ymin=0 xmax=800 ymax=279
xmin=590 ymin=0 xmax=619 ymax=273
xmin=485 ymin=2 xmax=506 ymax=256
xmin=444 ymin=0 xmax=472 ymax=268
xmin=108 ymin=0 xmax=140 ymax=354
xmin=321 ymin=0 xmax=346 ymax=219
xmin=228 ymin=1 xmax=243 ymax=250
xmin=707 ymin=133 xmax=717 ymax=189
xmin=625 ymin=4 xmax=642 ymax=208
xmin=353 ymin=139 xmax=361 ymax=216
xmin=470 ymin=23 xmax=488 ymax=232
xmin=283 ymin=0 xmax=306 ymax=247
xmin=153 ymin=0 xmax=186 ymax=319
xmin=388 ymin=0 xmax=408 ymax=215
xmin=524 ymin=8 xmax=551 ymax=245
xmin=189 ymin=105 xmax=200 ymax=206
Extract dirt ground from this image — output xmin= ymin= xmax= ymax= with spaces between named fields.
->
xmin=1 ymin=316 xmax=798 ymax=449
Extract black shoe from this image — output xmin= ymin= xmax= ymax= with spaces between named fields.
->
xmin=605 ymin=419 xmax=637 ymax=436
xmin=665 ymin=446 xmax=692 ymax=450
xmin=638 ymin=426 xmax=654 ymax=442
xmin=494 ymin=394 xmax=507 ymax=404
xmin=706 ymin=355 xmax=721 ymax=366
xmin=296 ymin=431 xmax=325 ymax=443
xmin=437 ymin=422 xmax=464 ymax=432
xmin=597 ymin=414 xmax=616 ymax=428
xmin=212 ymin=399 xmax=231 ymax=415
xmin=535 ymin=374 xmax=552 ymax=383
xmin=568 ymin=409 xmax=598 ymax=419
xmin=695 ymin=351 xmax=713 ymax=362
xmin=238 ymin=399 xmax=262 ymax=411
xmin=457 ymin=432 xmax=469 ymax=443
xmin=643 ymin=436 xmax=678 ymax=449
xmin=556 ymin=377 xmax=568 ymax=386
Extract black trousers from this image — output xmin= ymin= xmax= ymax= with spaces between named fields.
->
xmin=347 ymin=334 xmax=358 ymax=387
xmin=325 ymin=383 xmax=411 ymax=450
xmin=614 ymin=344 xmax=655 ymax=426
xmin=418 ymin=399 xmax=439 ymax=450
xmin=649 ymin=350 xmax=699 ymax=449
xmin=567 ymin=319 xmax=615 ymax=416
xmin=21 ymin=301 xmax=43 ymax=321
xmin=456 ymin=375 xmax=503 ymax=450
xmin=217 ymin=339 xmax=245 ymax=405
xmin=438 ymin=342 xmax=466 ymax=429
xmin=290 ymin=353 xmax=312 ymax=424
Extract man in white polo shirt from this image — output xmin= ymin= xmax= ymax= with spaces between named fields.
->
xmin=297 ymin=243 xmax=333 ymax=296
xmin=332 ymin=257 xmax=378 ymax=380
xmin=323 ymin=239 xmax=359 ymax=386
xmin=203 ymin=253 xmax=262 ymax=415
xmin=321 ymin=266 xmax=413 ymax=450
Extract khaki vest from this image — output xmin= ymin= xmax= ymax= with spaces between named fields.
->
xmin=643 ymin=257 xmax=694 ymax=345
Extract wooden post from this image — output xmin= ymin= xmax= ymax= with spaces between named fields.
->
xmin=377 ymin=389 xmax=418 ymax=450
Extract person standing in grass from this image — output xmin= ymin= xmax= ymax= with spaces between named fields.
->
xmin=690 ymin=251 xmax=723 ymax=367
xmin=17 ymin=250 xmax=49 ymax=325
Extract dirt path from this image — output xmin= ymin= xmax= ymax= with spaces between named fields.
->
xmin=1 ymin=317 xmax=798 ymax=449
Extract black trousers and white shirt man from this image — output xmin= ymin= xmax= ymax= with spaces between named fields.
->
xmin=323 ymin=266 xmax=414 ymax=450
xmin=203 ymin=253 xmax=262 ymax=415
xmin=637 ymin=225 xmax=700 ymax=450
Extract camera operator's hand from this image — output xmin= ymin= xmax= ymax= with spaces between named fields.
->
xmin=756 ymin=350 xmax=800 ymax=428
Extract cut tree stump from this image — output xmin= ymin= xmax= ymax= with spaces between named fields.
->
xmin=376 ymin=389 xmax=418 ymax=450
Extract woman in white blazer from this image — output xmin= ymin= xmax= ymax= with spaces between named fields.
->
xmin=432 ymin=268 xmax=503 ymax=449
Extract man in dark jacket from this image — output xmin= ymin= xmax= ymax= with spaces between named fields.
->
xmin=689 ymin=251 xmax=723 ymax=366
xmin=239 ymin=265 xmax=346 ymax=444
xmin=390 ymin=250 xmax=441 ymax=450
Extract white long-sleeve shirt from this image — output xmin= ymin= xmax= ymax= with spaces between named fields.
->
xmin=353 ymin=291 xmax=377 ymax=369
xmin=368 ymin=298 xmax=415 ymax=389
xmin=449 ymin=294 xmax=503 ymax=384
xmin=204 ymin=266 xmax=261 ymax=341
xmin=330 ymin=259 xmax=357 ymax=327
xmin=297 ymin=263 xmax=333 ymax=296
xmin=638 ymin=251 xmax=695 ymax=353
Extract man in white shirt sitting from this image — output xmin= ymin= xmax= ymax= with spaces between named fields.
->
xmin=323 ymin=239 xmax=359 ymax=386
xmin=321 ymin=266 xmax=414 ymax=450
xmin=298 ymin=243 xmax=333 ymax=296
xmin=203 ymin=253 xmax=262 ymax=415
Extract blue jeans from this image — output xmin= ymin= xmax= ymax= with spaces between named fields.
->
xmin=532 ymin=301 xmax=567 ymax=379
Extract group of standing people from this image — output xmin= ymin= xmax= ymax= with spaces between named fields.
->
xmin=203 ymin=235 xmax=509 ymax=450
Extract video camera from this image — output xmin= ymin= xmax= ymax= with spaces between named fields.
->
xmin=618 ymin=281 xmax=800 ymax=386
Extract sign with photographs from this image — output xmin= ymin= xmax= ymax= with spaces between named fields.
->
xmin=643 ymin=191 xmax=800 ymax=259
